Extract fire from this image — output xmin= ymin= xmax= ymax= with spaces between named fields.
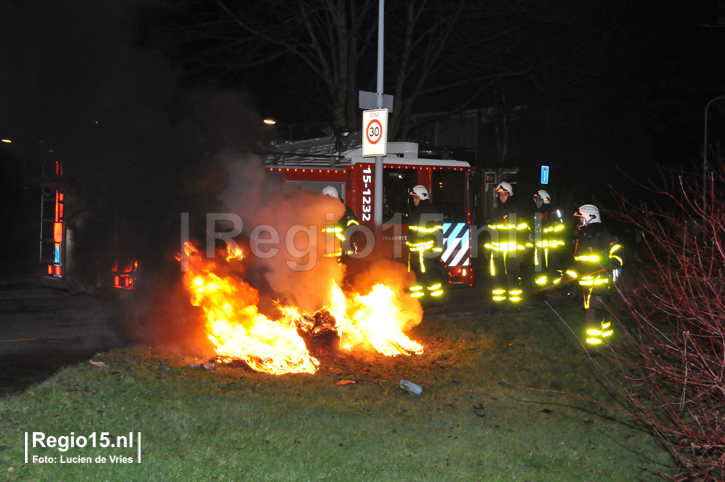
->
xmin=180 ymin=243 xmax=423 ymax=375
xmin=328 ymin=281 xmax=424 ymax=356
xmin=182 ymin=243 xmax=319 ymax=375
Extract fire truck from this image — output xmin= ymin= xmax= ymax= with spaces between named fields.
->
xmin=39 ymin=156 xmax=138 ymax=292
xmin=263 ymin=136 xmax=476 ymax=288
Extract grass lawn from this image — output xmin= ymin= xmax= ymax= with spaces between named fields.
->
xmin=0 ymin=305 xmax=671 ymax=481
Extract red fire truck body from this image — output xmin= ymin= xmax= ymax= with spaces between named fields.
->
xmin=265 ymin=141 xmax=476 ymax=287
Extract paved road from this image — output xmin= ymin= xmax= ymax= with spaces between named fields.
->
xmin=0 ymin=275 xmax=559 ymax=396
xmin=0 ymin=279 xmax=127 ymax=396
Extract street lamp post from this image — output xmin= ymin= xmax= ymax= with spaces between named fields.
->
xmin=703 ymin=95 xmax=725 ymax=217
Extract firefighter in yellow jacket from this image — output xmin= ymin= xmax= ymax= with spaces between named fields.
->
xmin=406 ymin=185 xmax=445 ymax=300
xmin=530 ymin=190 xmax=566 ymax=288
xmin=321 ymin=185 xmax=359 ymax=262
xmin=568 ymin=204 xmax=624 ymax=345
xmin=485 ymin=182 xmax=529 ymax=307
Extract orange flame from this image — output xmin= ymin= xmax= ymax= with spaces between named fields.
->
xmin=328 ymin=281 xmax=423 ymax=356
xmin=182 ymin=243 xmax=318 ymax=375
xmin=180 ymin=243 xmax=423 ymax=375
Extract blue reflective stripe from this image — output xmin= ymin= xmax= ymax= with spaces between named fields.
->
xmin=445 ymin=223 xmax=465 ymax=246
xmin=450 ymin=229 xmax=470 ymax=266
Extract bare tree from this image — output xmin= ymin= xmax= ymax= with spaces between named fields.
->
xmin=145 ymin=0 xmax=621 ymax=140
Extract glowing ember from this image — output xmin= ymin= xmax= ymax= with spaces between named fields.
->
xmin=180 ymin=243 xmax=424 ymax=375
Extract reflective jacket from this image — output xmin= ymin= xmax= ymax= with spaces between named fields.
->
xmin=571 ymin=223 xmax=624 ymax=287
xmin=323 ymin=205 xmax=359 ymax=258
xmin=407 ymin=200 xmax=444 ymax=254
xmin=486 ymin=200 xmax=529 ymax=252
xmin=532 ymin=207 xmax=566 ymax=249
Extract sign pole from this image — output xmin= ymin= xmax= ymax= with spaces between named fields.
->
xmin=373 ymin=0 xmax=384 ymax=229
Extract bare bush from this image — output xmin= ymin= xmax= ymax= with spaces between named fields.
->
xmin=609 ymin=155 xmax=725 ymax=480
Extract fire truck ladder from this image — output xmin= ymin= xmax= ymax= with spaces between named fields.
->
xmin=39 ymin=160 xmax=64 ymax=277
xmin=261 ymin=133 xmax=362 ymax=166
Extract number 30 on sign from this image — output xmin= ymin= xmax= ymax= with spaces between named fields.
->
xmin=362 ymin=108 xmax=388 ymax=157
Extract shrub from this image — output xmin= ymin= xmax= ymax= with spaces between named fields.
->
xmin=609 ymin=156 xmax=725 ymax=480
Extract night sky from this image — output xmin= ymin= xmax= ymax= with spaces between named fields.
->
xmin=0 ymin=0 xmax=724 ymax=276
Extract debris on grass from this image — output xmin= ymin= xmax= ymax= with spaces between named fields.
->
xmin=400 ymin=379 xmax=423 ymax=396
xmin=89 ymin=360 xmax=108 ymax=367
xmin=335 ymin=379 xmax=356 ymax=386
xmin=541 ymin=408 xmax=553 ymax=414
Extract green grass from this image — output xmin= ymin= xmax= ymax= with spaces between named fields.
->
xmin=0 ymin=307 xmax=671 ymax=481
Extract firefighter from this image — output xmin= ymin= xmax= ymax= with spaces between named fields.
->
xmin=568 ymin=204 xmax=624 ymax=346
xmin=321 ymin=185 xmax=359 ymax=261
xmin=529 ymin=190 xmax=566 ymax=290
xmin=406 ymin=185 xmax=445 ymax=301
xmin=485 ymin=182 xmax=528 ymax=308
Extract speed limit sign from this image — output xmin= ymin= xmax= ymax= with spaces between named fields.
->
xmin=362 ymin=108 xmax=388 ymax=157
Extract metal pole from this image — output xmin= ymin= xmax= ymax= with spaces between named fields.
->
xmin=703 ymin=95 xmax=725 ymax=217
xmin=373 ymin=0 xmax=384 ymax=228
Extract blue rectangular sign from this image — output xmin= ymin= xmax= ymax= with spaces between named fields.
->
xmin=541 ymin=165 xmax=549 ymax=184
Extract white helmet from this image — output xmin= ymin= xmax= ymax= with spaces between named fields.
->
xmin=495 ymin=182 xmax=513 ymax=196
xmin=409 ymin=185 xmax=429 ymax=200
xmin=576 ymin=204 xmax=600 ymax=225
xmin=534 ymin=190 xmax=551 ymax=204
xmin=322 ymin=185 xmax=339 ymax=199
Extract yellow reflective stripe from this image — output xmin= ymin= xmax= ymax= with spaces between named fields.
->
xmin=427 ymin=284 xmax=442 ymax=290
xmin=612 ymin=255 xmax=623 ymax=267
xmin=601 ymin=322 xmax=611 ymax=329
xmin=509 ymin=297 xmax=522 ymax=302
xmin=411 ymin=292 xmax=425 ymax=298
xmin=492 ymin=289 xmax=506 ymax=294
xmin=535 ymin=276 xmax=547 ymax=285
xmin=410 ymin=286 xmax=423 ymax=291
xmin=490 ymin=257 xmax=495 ymax=276
xmin=430 ymin=290 xmax=444 ymax=297
xmin=488 ymin=224 xmax=520 ymax=230
xmin=493 ymin=296 xmax=506 ymax=301
xmin=566 ymin=270 xmax=577 ymax=278
xmin=410 ymin=225 xmax=443 ymax=233
xmin=575 ymin=255 xmax=600 ymax=262
xmin=586 ymin=329 xmax=602 ymax=336
xmin=554 ymin=224 xmax=565 ymax=232
xmin=536 ymin=240 xmax=566 ymax=247
xmin=517 ymin=223 xmax=528 ymax=230
xmin=610 ymin=244 xmax=622 ymax=255
xmin=586 ymin=338 xmax=602 ymax=345
xmin=602 ymin=330 xmax=613 ymax=337
xmin=347 ymin=219 xmax=359 ymax=226
xmin=543 ymin=227 xmax=553 ymax=233
xmin=336 ymin=233 xmax=346 ymax=241
xmin=509 ymin=290 xmax=523 ymax=295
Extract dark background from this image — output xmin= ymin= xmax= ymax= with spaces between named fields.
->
xmin=1 ymin=0 xmax=723 ymax=277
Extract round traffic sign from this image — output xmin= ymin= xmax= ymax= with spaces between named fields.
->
xmin=365 ymin=119 xmax=383 ymax=145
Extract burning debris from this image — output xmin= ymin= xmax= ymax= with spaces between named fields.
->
xmin=180 ymin=243 xmax=424 ymax=375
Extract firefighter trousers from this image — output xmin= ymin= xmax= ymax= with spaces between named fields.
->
xmin=581 ymin=286 xmax=613 ymax=345
xmin=488 ymin=249 xmax=523 ymax=303
xmin=409 ymin=250 xmax=444 ymax=299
